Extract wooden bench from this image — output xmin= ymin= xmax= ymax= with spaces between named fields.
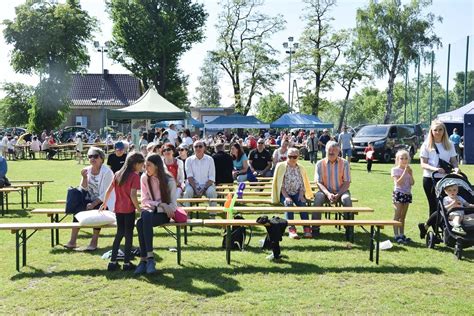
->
xmin=203 ymin=219 xmax=401 ymax=265
xmin=0 ymin=219 xmax=204 ymax=272
xmin=0 ymin=187 xmax=23 ymax=215
xmin=30 ymin=207 xmax=207 ymax=248
xmin=9 ymin=183 xmax=41 ymax=206
xmin=9 ymin=180 xmax=53 ymax=201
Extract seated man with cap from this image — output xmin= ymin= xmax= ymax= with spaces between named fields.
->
xmin=183 ymin=140 xmax=217 ymax=207
xmin=107 ymin=141 xmax=127 ymax=173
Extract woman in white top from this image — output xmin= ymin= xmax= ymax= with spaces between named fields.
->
xmin=418 ymin=120 xmax=458 ymax=239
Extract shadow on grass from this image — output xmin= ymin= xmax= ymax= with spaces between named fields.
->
xmin=0 ymin=209 xmax=31 ymax=218
xmin=10 ymin=261 xmax=443 ymax=297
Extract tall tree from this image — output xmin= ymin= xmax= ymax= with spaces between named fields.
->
xmin=255 ymin=93 xmax=291 ymax=123
xmin=3 ymin=0 xmax=96 ymax=132
xmin=213 ymin=0 xmax=285 ymax=114
xmin=194 ymin=52 xmax=222 ymax=107
xmin=334 ymin=32 xmax=371 ymax=131
xmin=348 ymin=87 xmax=386 ymax=125
xmin=107 ymin=0 xmax=207 ymax=108
xmin=0 ymin=82 xmax=34 ymax=127
xmin=293 ymin=0 xmax=346 ymax=116
xmin=356 ymin=0 xmax=441 ymax=123
xmin=451 ymin=71 xmax=474 ymax=108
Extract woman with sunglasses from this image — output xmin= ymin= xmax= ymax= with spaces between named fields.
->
xmin=230 ymin=143 xmax=249 ymax=182
xmin=177 ymin=144 xmax=189 ymax=179
xmin=65 ymin=147 xmax=115 ymax=251
xmin=271 ymin=147 xmax=314 ymax=239
xmin=162 ymin=143 xmax=185 ymax=197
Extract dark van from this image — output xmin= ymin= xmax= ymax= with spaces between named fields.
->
xmin=352 ymin=124 xmax=422 ymax=163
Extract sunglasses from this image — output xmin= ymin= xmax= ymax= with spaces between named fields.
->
xmin=257 ymin=142 xmax=265 ymax=145
xmin=288 ymin=155 xmax=298 ymax=159
xmin=194 ymin=145 xmax=204 ymax=148
xmin=88 ymin=154 xmax=99 ymax=159
xmin=178 ymin=148 xmax=186 ymax=151
xmin=163 ymin=148 xmax=173 ymax=152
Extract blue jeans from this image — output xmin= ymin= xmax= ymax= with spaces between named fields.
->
xmin=280 ymin=192 xmax=309 ymax=229
xmin=309 ymin=151 xmax=317 ymax=164
xmin=136 ymin=211 xmax=170 ymax=258
xmin=342 ymin=148 xmax=352 ymax=159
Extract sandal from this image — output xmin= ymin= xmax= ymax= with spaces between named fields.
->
xmin=83 ymin=245 xmax=97 ymax=252
xmin=63 ymin=244 xmax=78 ymax=249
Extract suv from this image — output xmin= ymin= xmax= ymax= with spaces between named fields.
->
xmin=352 ymin=124 xmax=422 ymax=163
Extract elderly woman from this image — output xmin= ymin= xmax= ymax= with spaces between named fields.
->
xmin=162 ymin=143 xmax=185 ymax=197
xmin=65 ymin=147 xmax=115 ymax=251
xmin=418 ymin=120 xmax=459 ymax=239
xmin=271 ymin=147 xmax=314 ymax=239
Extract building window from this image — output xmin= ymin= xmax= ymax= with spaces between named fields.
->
xmin=76 ymin=116 xmax=88 ymax=127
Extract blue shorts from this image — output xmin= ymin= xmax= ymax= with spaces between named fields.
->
xmin=342 ymin=148 xmax=352 ymax=158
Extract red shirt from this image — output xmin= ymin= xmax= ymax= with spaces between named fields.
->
xmin=248 ymin=138 xmax=257 ymax=149
xmin=166 ymin=159 xmax=179 ymax=181
xmin=113 ymin=172 xmax=141 ymax=213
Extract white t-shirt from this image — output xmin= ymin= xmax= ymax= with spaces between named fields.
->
xmin=30 ymin=140 xmax=41 ymax=152
xmin=1 ymin=136 xmax=8 ymax=148
xmin=185 ymin=154 xmax=216 ymax=186
xmin=338 ymin=132 xmax=352 ymax=150
xmin=183 ymin=136 xmax=193 ymax=147
xmin=166 ymin=128 xmax=178 ymax=146
xmin=273 ymin=148 xmax=288 ymax=163
xmin=420 ymin=141 xmax=457 ymax=178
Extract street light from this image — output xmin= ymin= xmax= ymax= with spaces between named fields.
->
xmin=94 ymin=41 xmax=111 ymax=135
xmin=283 ymin=37 xmax=298 ymax=109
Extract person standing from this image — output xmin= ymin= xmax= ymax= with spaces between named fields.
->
xmin=449 ymin=128 xmax=461 ymax=162
xmin=107 ymin=141 xmax=127 ymax=173
xmin=166 ymin=124 xmax=178 ymax=146
xmin=318 ymin=129 xmax=331 ymax=158
xmin=364 ymin=142 xmax=375 ymax=173
xmin=338 ymin=126 xmax=353 ymax=162
xmin=306 ymin=130 xmax=318 ymax=164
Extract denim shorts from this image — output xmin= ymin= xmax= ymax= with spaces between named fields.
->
xmin=342 ymin=148 xmax=352 ymax=158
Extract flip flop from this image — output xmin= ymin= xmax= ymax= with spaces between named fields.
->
xmin=63 ymin=244 xmax=78 ymax=250
xmin=83 ymin=246 xmax=97 ymax=252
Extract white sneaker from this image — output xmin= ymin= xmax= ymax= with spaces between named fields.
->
xmin=288 ymin=228 xmax=300 ymax=239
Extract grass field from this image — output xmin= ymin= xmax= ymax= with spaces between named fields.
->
xmin=0 ymin=157 xmax=473 ymax=314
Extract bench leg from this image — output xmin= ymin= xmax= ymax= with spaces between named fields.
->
xmin=22 ymin=229 xmax=27 ymax=267
xmin=20 ymin=189 xmax=24 ymax=209
xmin=50 ymin=215 xmax=55 ymax=248
xmin=369 ymin=225 xmax=374 ymax=262
xmin=15 ymin=230 xmax=20 ymax=272
xmin=25 ymin=188 xmax=29 ymax=208
xmin=184 ymin=226 xmax=188 ymax=245
xmin=6 ymin=192 xmax=9 ymax=212
xmin=1 ymin=192 xmax=4 ymax=216
xmin=55 ymin=214 xmax=60 ymax=246
xmin=226 ymin=226 xmax=231 ymax=264
xmin=176 ymin=226 xmax=182 ymax=265
xmin=376 ymin=226 xmax=381 ymax=265
xmin=37 ymin=185 xmax=40 ymax=203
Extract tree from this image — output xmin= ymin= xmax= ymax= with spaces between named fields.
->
xmin=213 ymin=0 xmax=285 ymax=114
xmin=3 ymin=0 xmax=97 ymax=132
xmin=293 ymin=0 xmax=346 ymax=116
xmin=356 ymin=0 xmax=441 ymax=123
xmin=348 ymin=87 xmax=386 ymax=125
xmin=194 ymin=52 xmax=222 ymax=107
xmin=107 ymin=0 xmax=207 ymax=108
xmin=255 ymin=93 xmax=291 ymax=123
xmin=0 ymin=82 xmax=34 ymax=127
xmin=451 ymin=71 xmax=474 ymax=108
xmin=334 ymin=32 xmax=371 ymax=131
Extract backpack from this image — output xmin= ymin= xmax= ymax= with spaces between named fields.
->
xmin=221 ymin=214 xmax=252 ymax=250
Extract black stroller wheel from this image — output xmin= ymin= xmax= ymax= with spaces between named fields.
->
xmin=426 ymin=231 xmax=436 ymax=249
xmin=454 ymin=244 xmax=462 ymax=260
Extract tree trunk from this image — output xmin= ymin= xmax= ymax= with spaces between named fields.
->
xmin=384 ymin=73 xmax=395 ymax=123
xmin=338 ymin=88 xmax=351 ymax=131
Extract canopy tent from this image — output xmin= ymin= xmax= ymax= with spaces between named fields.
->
xmin=152 ymin=117 xmax=204 ymax=129
xmin=270 ymin=113 xmax=334 ymax=129
xmin=204 ymin=113 xmax=270 ymax=129
xmin=108 ymin=87 xmax=186 ymax=121
xmin=437 ymin=101 xmax=474 ymax=123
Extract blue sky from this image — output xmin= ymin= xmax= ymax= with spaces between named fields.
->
xmin=0 ymin=0 xmax=473 ymax=109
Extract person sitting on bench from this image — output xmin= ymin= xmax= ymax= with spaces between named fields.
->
xmin=313 ymin=141 xmax=352 ymax=237
xmin=0 ymin=154 xmax=10 ymax=188
xmin=182 ymin=140 xmax=217 ymax=207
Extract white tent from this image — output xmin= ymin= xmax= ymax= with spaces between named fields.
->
xmin=437 ymin=101 xmax=474 ymax=123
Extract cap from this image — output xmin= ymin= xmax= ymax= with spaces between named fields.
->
xmin=114 ymin=141 xmax=125 ymax=150
xmin=178 ymin=144 xmax=188 ymax=150
xmin=323 ymin=128 xmax=329 ymax=132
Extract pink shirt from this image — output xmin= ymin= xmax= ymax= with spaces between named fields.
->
xmin=391 ymin=167 xmax=413 ymax=194
xmin=140 ymin=173 xmax=162 ymax=209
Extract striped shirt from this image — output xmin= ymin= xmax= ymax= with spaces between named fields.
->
xmin=315 ymin=157 xmax=351 ymax=194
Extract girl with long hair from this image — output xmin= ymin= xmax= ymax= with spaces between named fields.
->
xmin=134 ymin=154 xmax=177 ymax=274
xmin=101 ymin=152 xmax=145 ymax=271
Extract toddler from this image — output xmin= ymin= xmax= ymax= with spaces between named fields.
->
xmin=443 ymin=184 xmax=473 ymax=235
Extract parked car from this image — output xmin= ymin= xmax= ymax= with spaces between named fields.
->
xmin=2 ymin=127 xmax=27 ymax=137
xmin=55 ymin=126 xmax=90 ymax=143
xmin=352 ymin=124 xmax=422 ymax=163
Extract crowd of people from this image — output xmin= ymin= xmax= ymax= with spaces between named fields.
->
xmin=0 ymin=119 xmax=470 ymax=272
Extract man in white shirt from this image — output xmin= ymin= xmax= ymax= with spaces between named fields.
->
xmin=182 ymin=140 xmax=217 ymax=207
xmin=1 ymin=135 xmax=9 ymax=157
xmin=338 ymin=126 xmax=353 ymax=162
xmin=166 ymin=124 xmax=178 ymax=146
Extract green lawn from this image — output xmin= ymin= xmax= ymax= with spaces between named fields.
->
xmin=1 ymin=158 xmax=473 ymax=314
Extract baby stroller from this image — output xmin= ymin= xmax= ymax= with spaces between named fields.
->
xmin=425 ymin=172 xmax=474 ymax=259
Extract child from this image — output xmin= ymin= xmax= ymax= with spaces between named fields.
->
xmin=391 ymin=150 xmax=414 ymax=244
xmin=75 ymin=133 xmax=84 ymax=165
xmin=100 ymin=152 xmax=145 ymax=271
xmin=443 ymin=184 xmax=474 ymax=235
xmin=364 ymin=142 xmax=375 ymax=173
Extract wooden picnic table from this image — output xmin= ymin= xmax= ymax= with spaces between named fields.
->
xmin=9 ymin=180 xmax=52 ymax=201
xmin=0 ymin=187 xmax=24 ymax=215
xmin=10 ymin=183 xmax=41 ymax=205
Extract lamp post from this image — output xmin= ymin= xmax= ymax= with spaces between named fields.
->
xmin=283 ymin=37 xmax=298 ymax=110
xmin=94 ymin=41 xmax=110 ymax=136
